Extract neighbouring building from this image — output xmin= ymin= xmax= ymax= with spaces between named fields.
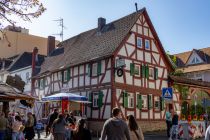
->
xmin=33 ymin=8 xmax=181 ymax=132
xmin=0 ymin=25 xmax=59 ymax=58
xmin=0 ymin=50 xmax=45 ymax=114
xmin=174 ymin=47 xmax=210 ymax=82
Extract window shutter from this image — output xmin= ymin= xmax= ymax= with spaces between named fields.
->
xmin=67 ymin=68 xmax=71 ymax=81
xmin=160 ymin=96 xmax=164 ymax=111
xmin=137 ymin=94 xmax=142 ymax=110
xmin=88 ymin=64 xmax=91 ymax=77
xmin=123 ymin=91 xmax=128 ymax=108
xmin=98 ymin=91 xmax=104 ymax=108
xmin=154 ymin=67 xmax=158 ymax=80
xmin=130 ymin=63 xmax=134 ymax=76
xmin=97 ymin=61 xmax=102 ymax=75
xmin=148 ymin=95 xmax=152 ymax=110
xmin=141 ymin=65 xmax=145 ymax=78
xmin=145 ymin=65 xmax=149 ymax=79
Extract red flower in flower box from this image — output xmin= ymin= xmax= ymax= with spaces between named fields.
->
xmin=200 ymin=115 xmax=204 ymax=121
xmin=193 ymin=114 xmax=197 ymax=121
xmin=188 ymin=115 xmax=192 ymax=123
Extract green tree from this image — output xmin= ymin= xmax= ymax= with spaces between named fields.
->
xmin=190 ymin=104 xmax=204 ymax=116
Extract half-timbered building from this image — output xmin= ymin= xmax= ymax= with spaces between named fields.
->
xmin=33 ymin=8 xmax=176 ymax=131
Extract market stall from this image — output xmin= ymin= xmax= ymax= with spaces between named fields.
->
xmin=42 ymin=92 xmax=90 ymax=116
xmin=0 ymin=83 xmax=37 ymax=116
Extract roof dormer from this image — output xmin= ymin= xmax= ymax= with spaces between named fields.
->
xmin=186 ymin=49 xmax=204 ymax=65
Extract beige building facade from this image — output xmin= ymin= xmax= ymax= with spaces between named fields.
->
xmin=0 ymin=26 xmax=59 ymax=58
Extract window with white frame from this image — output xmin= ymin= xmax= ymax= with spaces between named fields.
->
xmin=26 ymin=72 xmax=30 ymax=84
xmin=63 ymin=70 xmax=68 ymax=82
xmin=93 ymin=93 xmax=99 ymax=107
xmin=45 ymin=78 xmax=48 ymax=86
xmin=187 ymin=73 xmax=194 ymax=79
xmin=137 ymin=37 xmax=142 ymax=48
xmin=145 ymin=40 xmax=150 ymax=50
xmin=154 ymin=96 xmax=160 ymax=110
xmin=40 ymin=79 xmax=44 ymax=89
xmin=191 ymin=57 xmax=200 ymax=64
xmin=35 ymin=80 xmax=39 ymax=88
xmin=142 ymin=95 xmax=148 ymax=109
xmin=149 ymin=68 xmax=154 ymax=79
xmin=128 ymin=94 xmax=134 ymax=108
xmin=134 ymin=65 xmax=140 ymax=76
xmin=58 ymin=72 xmax=62 ymax=80
xmin=195 ymin=73 xmax=203 ymax=81
xmin=92 ymin=63 xmax=98 ymax=76
xmin=0 ymin=75 xmax=3 ymax=82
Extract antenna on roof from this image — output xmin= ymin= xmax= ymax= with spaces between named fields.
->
xmin=135 ymin=3 xmax=138 ymax=12
xmin=52 ymin=18 xmax=66 ymax=41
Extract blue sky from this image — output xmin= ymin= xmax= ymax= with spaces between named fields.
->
xmin=15 ymin=0 xmax=210 ymax=54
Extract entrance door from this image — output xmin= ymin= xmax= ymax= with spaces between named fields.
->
xmin=169 ymin=103 xmax=173 ymax=111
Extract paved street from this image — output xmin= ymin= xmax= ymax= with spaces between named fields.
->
xmin=34 ymin=131 xmax=204 ymax=140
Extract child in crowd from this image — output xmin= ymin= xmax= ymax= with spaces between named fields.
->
xmin=35 ymin=120 xmax=44 ymax=139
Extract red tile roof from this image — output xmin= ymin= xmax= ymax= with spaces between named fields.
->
xmin=169 ymin=75 xmax=210 ymax=89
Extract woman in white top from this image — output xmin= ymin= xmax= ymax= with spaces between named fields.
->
xmin=127 ymin=114 xmax=144 ymax=140
xmin=12 ymin=115 xmax=22 ymax=140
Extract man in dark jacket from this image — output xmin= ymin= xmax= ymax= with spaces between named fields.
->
xmin=100 ymin=107 xmax=130 ymax=140
xmin=45 ymin=109 xmax=58 ymax=137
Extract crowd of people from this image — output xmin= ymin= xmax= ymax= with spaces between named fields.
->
xmin=45 ymin=109 xmax=91 ymax=140
xmin=0 ymin=107 xmax=144 ymax=140
xmin=0 ymin=111 xmax=38 ymax=140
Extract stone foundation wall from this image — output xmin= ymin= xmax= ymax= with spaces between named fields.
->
xmin=138 ymin=120 xmax=166 ymax=132
xmin=87 ymin=120 xmax=166 ymax=136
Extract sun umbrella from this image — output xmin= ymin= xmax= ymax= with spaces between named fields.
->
xmin=42 ymin=92 xmax=88 ymax=102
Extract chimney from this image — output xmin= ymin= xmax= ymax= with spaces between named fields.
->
xmin=98 ymin=17 xmax=106 ymax=32
xmin=47 ymin=36 xmax=55 ymax=56
xmin=135 ymin=3 xmax=138 ymax=12
xmin=31 ymin=47 xmax=38 ymax=96
xmin=32 ymin=47 xmax=38 ymax=77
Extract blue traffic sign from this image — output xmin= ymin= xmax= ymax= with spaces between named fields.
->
xmin=162 ymin=87 xmax=173 ymax=100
